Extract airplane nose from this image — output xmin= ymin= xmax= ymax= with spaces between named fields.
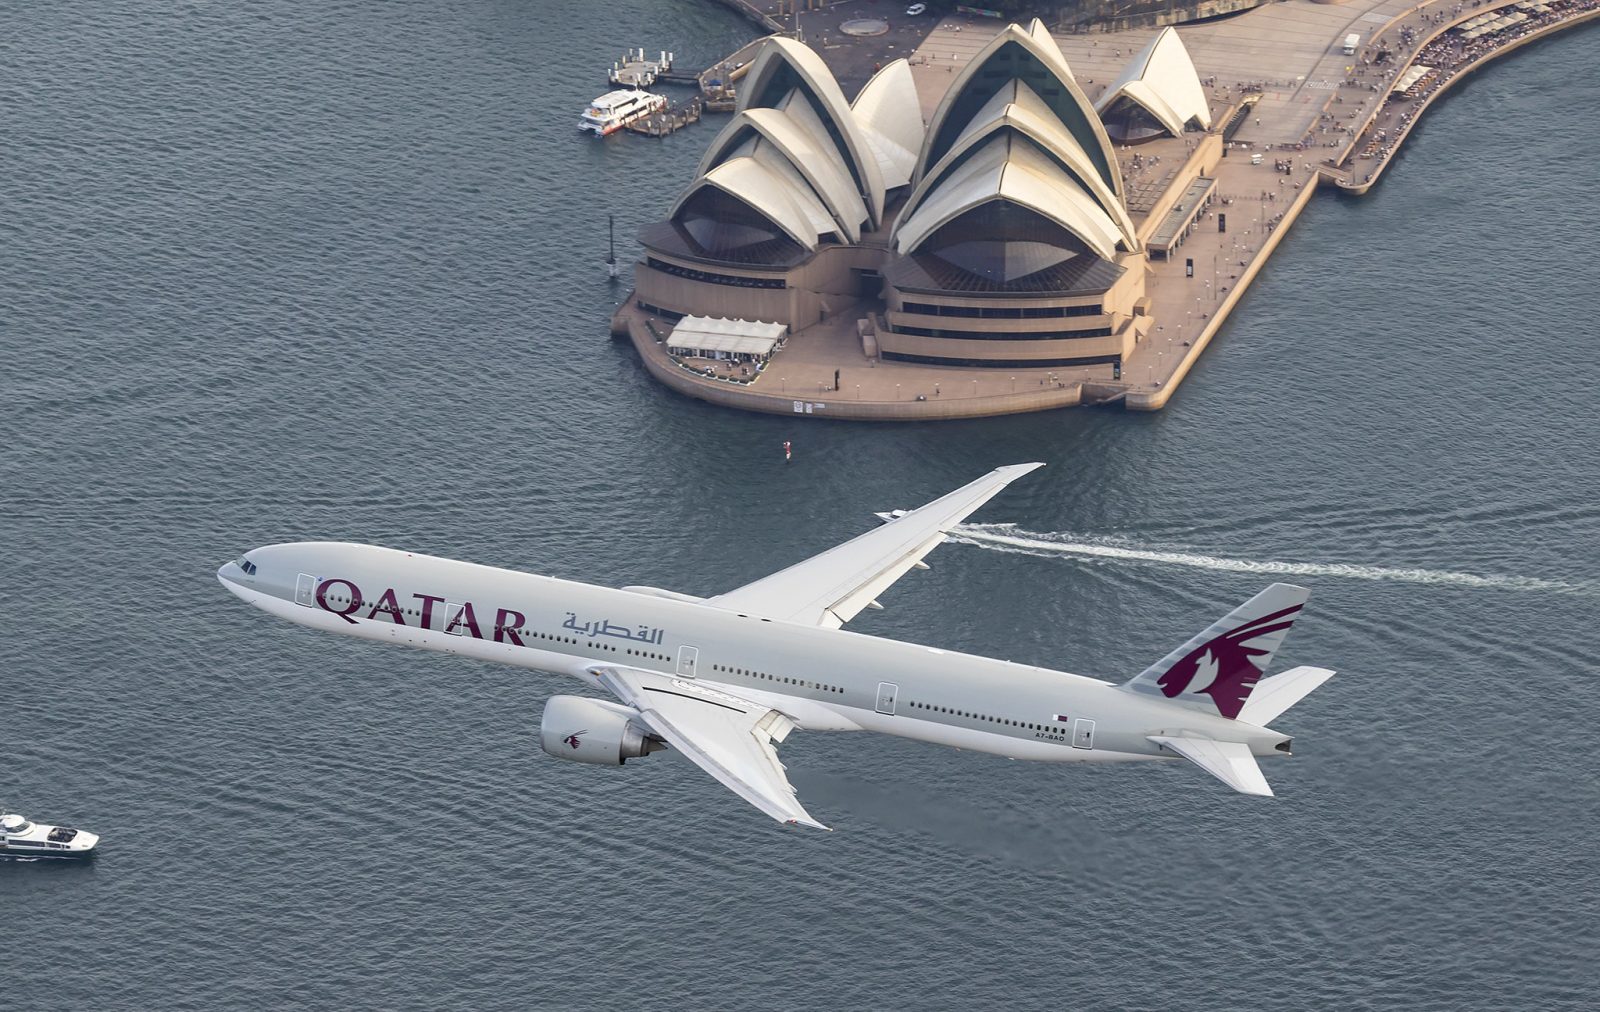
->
xmin=217 ymin=561 xmax=240 ymax=585
xmin=217 ymin=561 xmax=257 ymax=605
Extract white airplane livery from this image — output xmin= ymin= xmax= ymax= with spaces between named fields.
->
xmin=218 ymin=464 xmax=1334 ymax=830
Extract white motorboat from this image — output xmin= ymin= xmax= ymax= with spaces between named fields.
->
xmin=0 ymin=811 xmax=99 ymax=859
xmin=579 ymin=89 xmax=668 ymax=137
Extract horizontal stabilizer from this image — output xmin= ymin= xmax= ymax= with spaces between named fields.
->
xmin=1237 ymin=666 xmax=1334 ymax=727
xmin=1148 ymin=734 xmax=1273 ymax=797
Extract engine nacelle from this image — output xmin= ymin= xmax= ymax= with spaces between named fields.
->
xmin=540 ymin=695 xmax=664 ymax=766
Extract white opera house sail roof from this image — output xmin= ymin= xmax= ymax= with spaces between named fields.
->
xmin=891 ymin=19 xmax=1138 ymax=291
xmin=850 ymin=59 xmax=923 ymax=191
xmin=652 ymin=37 xmax=925 ymax=267
xmin=1095 ymin=27 xmax=1212 ymax=143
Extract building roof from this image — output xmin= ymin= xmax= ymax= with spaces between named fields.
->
xmin=899 ymin=78 xmax=1139 ymax=252
xmin=670 ymin=155 xmax=833 ymax=251
xmin=1147 ymin=176 xmax=1216 ymax=251
xmin=919 ymin=19 xmax=1122 ymax=200
xmin=696 ymin=107 xmax=870 ymax=242
xmin=893 ymin=134 xmax=1124 ymax=261
xmin=739 ymin=36 xmax=887 ymax=226
xmin=851 ymin=59 xmax=925 ymax=190
xmin=1095 ymin=28 xmax=1212 ymax=139
xmin=668 ymin=317 xmax=787 ymax=356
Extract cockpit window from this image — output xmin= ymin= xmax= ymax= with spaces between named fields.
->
xmin=235 ymin=557 xmax=259 ymax=576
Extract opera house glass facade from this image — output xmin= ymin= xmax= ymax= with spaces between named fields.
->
xmin=634 ymin=20 xmax=1212 ymax=371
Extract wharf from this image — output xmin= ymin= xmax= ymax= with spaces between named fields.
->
xmin=609 ymin=48 xmax=675 ymax=88
xmin=625 ymin=99 xmax=704 ymax=137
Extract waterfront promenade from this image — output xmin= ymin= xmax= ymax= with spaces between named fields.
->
xmin=622 ymin=0 xmax=1598 ymax=419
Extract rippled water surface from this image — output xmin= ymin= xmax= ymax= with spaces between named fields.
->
xmin=4 ymin=2 xmax=1599 ymax=1008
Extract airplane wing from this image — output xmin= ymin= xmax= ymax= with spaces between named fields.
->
xmin=707 ymin=462 xmax=1044 ymax=628
xmin=591 ymin=664 xmax=828 ymax=830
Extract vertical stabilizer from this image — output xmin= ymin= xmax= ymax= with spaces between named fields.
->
xmin=1124 ymin=584 xmax=1308 ymax=719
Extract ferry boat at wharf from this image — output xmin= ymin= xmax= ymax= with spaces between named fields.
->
xmin=1 ymin=810 xmax=100 ymax=859
xmin=579 ymin=89 xmax=668 ymax=136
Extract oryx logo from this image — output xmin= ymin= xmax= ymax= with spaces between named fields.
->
xmin=563 ymin=730 xmax=587 ymax=750
xmin=1156 ymin=604 xmax=1303 ymax=719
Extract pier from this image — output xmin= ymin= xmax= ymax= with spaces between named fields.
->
xmin=608 ymin=48 xmax=675 ymax=88
xmin=624 ymin=98 xmax=704 ymax=137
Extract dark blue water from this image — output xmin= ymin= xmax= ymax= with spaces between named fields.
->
xmin=4 ymin=2 xmax=1598 ymax=1008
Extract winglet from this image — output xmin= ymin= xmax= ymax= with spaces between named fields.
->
xmin=1148 ymin=734 xmax=1274 ymax=796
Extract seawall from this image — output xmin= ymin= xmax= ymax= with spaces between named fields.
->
xmin=1126 ymin=170 xmax=1323 ymax=411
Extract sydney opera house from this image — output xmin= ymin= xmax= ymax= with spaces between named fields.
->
xmin=628 ymin=20 xmax=1220 ymax=388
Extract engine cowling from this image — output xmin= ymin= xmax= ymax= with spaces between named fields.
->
xmin=540 ymin=695 xmax=664 ymax=766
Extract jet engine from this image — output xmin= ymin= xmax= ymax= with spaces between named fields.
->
xmin=540 ymin=695 xmax=665 ymax=766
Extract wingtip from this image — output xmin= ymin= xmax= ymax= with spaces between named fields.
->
xmin=787 ymin=816 xmax=833 ymax=831
xmin=998 ymin=461 xmax=1046 ymax=477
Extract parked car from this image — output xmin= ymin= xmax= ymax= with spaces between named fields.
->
xmin=906 ymin=3 xmax=927 ymax=15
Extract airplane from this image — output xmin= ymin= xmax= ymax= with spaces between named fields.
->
xmin=217 ymin=463 xmax=1334 ymax=830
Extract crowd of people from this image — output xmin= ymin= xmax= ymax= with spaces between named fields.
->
xmin=1344 ymin=0 xmax=1600 ymax=176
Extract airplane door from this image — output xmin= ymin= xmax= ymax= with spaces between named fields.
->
xmin=875 ymin=681 xmax=899 ymax=715
xmin=1073 ymin=718 xmax=1096 ymax=749
xmin=443 ymin=602 xmax=464 ymax=635
xmin=295 ymin=574 xmax=317 ymax=608
xmin=676 ymin=646 xmax=699 ymax=678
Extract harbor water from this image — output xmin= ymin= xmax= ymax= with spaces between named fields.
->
xmin=3 ymin=1 xmax=1598 ymax=1007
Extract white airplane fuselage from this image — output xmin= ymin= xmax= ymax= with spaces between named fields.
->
xmin=218 ymin=541 xmax=1290 ymax=765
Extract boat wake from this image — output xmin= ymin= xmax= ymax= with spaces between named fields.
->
xmin=951 ymin=523 xmax=1589 ymax=594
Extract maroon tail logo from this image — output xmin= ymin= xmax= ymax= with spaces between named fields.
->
xmin=1157 ymin=604 xmax=1302 ymax=718
xmin=563 ymin=731 xmax=587 ymax=750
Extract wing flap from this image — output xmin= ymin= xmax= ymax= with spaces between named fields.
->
xmin=594 ymin=665 xmax=829 ymax=829
xmin=1148 ymin=734 xmax=1274 ymax=797
xmin=710 ymin=463 xmax=1043 ymax=627
xmin=818 ymin=532 xmax=947 ymax=629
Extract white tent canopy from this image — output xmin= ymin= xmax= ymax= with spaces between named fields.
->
xmin=668 ymin=317 xmax=787 ymax=359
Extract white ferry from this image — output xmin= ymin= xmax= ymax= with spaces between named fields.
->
xmin=0 ymin=811 xmax=99 ymax=859
xmin=579 ymin=89 xmax=667 ymax=137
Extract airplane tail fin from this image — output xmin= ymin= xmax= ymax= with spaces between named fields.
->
xmin=1123 ymin=583 xmax=1309 ymax=720
xmin=1145 ymin=671 xmax=1335 ymax=796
